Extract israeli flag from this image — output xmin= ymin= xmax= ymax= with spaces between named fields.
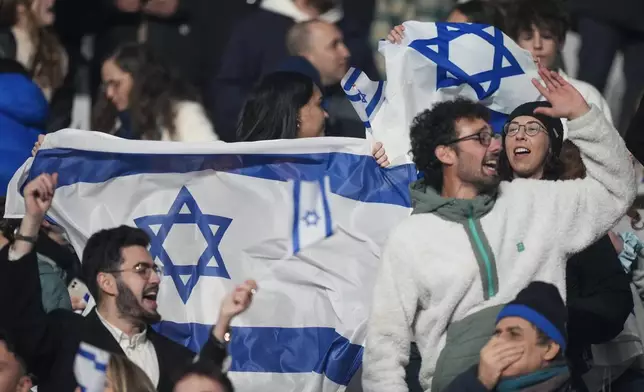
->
xmin=344 ymin=21 xmax=542 ymax=162
xmin=5 ymin=130 xmax=415 ymax=391
xmin=74 ymin=342 xmax=110 ymax=392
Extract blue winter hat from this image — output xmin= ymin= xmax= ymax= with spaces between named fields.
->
xmin=276 ymin=56 xmax=323 ymax=90
xmin=496 ymin=281 xmax=567 ymax=350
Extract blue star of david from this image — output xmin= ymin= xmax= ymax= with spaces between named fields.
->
xmin=134 ymin=186 xmax=232 ymax=303
xmin=302 ymin=210 xmax=320 ymax=227
xmin=358 ymin=91 xmax=368 ymax=103
xmin=408 ymin=23 xmax=524 ymax=100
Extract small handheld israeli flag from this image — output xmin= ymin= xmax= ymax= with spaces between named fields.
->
xmin=292 ymin=176 xmax=334 ymax=253
xmin=343 ymin=21 xmax=541 ymax=163
xmin=74 ymin=342 xmax=110 ymax=392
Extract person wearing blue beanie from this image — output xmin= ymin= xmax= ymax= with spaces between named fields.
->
xmin=445 ymin=282 xmax=574 ymax=392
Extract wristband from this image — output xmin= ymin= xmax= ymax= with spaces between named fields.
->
xmin=14 ymin=232 xmax=38 ymax=244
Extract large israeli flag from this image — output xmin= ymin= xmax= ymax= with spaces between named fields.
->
xmin=344 ymin=21 xmax=542 ymax=162
xmin=5 ymin=130 xmax=415 ymax=392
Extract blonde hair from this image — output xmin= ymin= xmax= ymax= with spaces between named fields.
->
xmin=108 ymin=355 xmax=156 ymax=392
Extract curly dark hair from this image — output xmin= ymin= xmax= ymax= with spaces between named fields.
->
xmin=91 ymin=43 xmax=200 ymax=140
xmin=505 ymin=0 xmax=569 ymax=43
xmin=497 ymin=133 xmax=565 ymax=181
xmin=410 ymin=98 xmax=490 ymax=190
xmin=0 ymin=0 xmax=66 ymax=92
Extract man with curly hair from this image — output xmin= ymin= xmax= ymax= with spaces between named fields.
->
xmin=362 ymin=65 xmax=636 ymax=392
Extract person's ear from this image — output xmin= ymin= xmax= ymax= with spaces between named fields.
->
xmin=97 ymin=272 xmax=118 ymax=297
xmin=543 ymin=341 xmax=561 ymax=361
xmin=17 ymin=375 xmax=33 ymax=392
xmin=435 ymin=145 xmax=456 ymax=166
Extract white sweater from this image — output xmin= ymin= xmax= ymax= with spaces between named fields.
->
xmin=160 ymin=101 xmax=220 ymax=142
xmin=362 ymin=105 xmax=636 ymax=392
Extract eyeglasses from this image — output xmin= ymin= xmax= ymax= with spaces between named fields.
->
xmin=104 ymin=262 xmax=164 ymax=279
xmin=446 ymin=130 xmax=501 ymax=147
xmin=503 ymin=121 xmax=546 ymax=137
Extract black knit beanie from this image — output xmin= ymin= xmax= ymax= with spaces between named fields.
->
xmin=506 ymin=102 xmax=565 ymax=158
xmin=496 ymin=281 xmax=567 ymax=350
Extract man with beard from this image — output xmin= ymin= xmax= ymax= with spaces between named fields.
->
xmin=0 ymin=173 xmax=257 ymax=392
xmin=362 ymin=65 xmax=636 ymax=392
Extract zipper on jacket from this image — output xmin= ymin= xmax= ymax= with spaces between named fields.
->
xmin=467 ymin=211 xmax=496 ymax=299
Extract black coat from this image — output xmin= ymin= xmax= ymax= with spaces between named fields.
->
xmin=566 ymin=235 xmax=633 ymax=384
xmin=0 ymin=245 xmax=226 ymax=392
xmin=568 ymin=0 xmax=644 ymax=33
xmin=625 ymin=95 xmax=644 ymax=165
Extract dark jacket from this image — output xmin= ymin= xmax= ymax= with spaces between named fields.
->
xmin=568 ymin=0 xmax=644 ymax=33
xmin=566 ymin=235 xmax=634 ymax=383
xmin=212 ymin=7 xmax=377 ymax=142
xmin=625 ymin=95 xmax=644 ymax=164
xmin=0 ymin=245 xmax=227 ymax=392
xmin=91 ymin=0 xmax=204 ymax=100
xmin=0 ymin=72 xmax=46 ymax=196
xmin=445 ymin=365 xmax=575 ymax=392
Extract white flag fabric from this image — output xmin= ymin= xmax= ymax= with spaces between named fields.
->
xmin=74 ymin=342 xmax=110 ymax=392
xmin=5 ymin=129 xmax=415 ymax=392
xmin=343 ymin=21 xmax=542 ymax=162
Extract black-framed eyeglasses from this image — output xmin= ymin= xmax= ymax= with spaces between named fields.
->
xmin=446 ymin=130 xmax=501 ymax=147
xmin=104 ymin=262 xmax=164 ymax=279
xmin=503 ymin=121 xmax=546 ymax=137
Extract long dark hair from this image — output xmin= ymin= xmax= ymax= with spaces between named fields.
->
xmin=498 ymin=133 xmax=564 ymax=181
xmin=0 ymin=0 xmax=65 ymax=91
xmin=91 ymin=43 xmax=199 ymax=140
xmin=237 ymin=71 xmax=315 ymax=142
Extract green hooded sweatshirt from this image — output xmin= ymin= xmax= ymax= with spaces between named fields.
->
xmin=410 ymin=179 xmax=499 ymax=299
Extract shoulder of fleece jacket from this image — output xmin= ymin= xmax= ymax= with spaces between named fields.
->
xmin=566 ymin=104 xmax=636 ymax=200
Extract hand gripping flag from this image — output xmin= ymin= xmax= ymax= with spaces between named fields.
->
xmin=5 ymin=130 xmax=416 ymax=392
xmin=343 ymin=21 xmax=542 ymax=163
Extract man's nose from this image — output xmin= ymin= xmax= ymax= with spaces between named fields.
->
xmin=489 ymin=135 xmax=503 ymax=152
xmin=149 ymin=269 xmax=161 ymax=283
xmin=340 ymin=43 xmax=350 ymax=59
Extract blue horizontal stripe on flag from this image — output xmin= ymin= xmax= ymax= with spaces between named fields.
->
xmin=154 ymin=322 xmax=363 ymax=386
xmin=28 ymin=149 xmax=415 ymax=208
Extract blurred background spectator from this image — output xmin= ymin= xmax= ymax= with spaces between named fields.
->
xmin=91 ymin=43 xmax=217 ymax=141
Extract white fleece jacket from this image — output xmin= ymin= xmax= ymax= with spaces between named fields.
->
xmin=362 ymin=105 xmax=636 ymax=392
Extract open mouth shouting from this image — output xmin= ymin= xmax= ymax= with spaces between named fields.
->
xmin=482 ymin=157 xmax=498 ymax=175
xmin=513 ymin=146 xmax=531 ymax=158
xmin=142 ymin=286 xmax=159 ymax=309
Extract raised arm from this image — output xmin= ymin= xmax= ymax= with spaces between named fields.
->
xmin=516 ymin=66 xmax=636 ymax=255
xmin=2 ymin=174 xmax=64 ymax=381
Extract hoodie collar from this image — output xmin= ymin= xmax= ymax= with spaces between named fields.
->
xmin=409 ymin=179 xmax=497 ymax=222
xmin=260 ymin=0 xmax=343 ymax=23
